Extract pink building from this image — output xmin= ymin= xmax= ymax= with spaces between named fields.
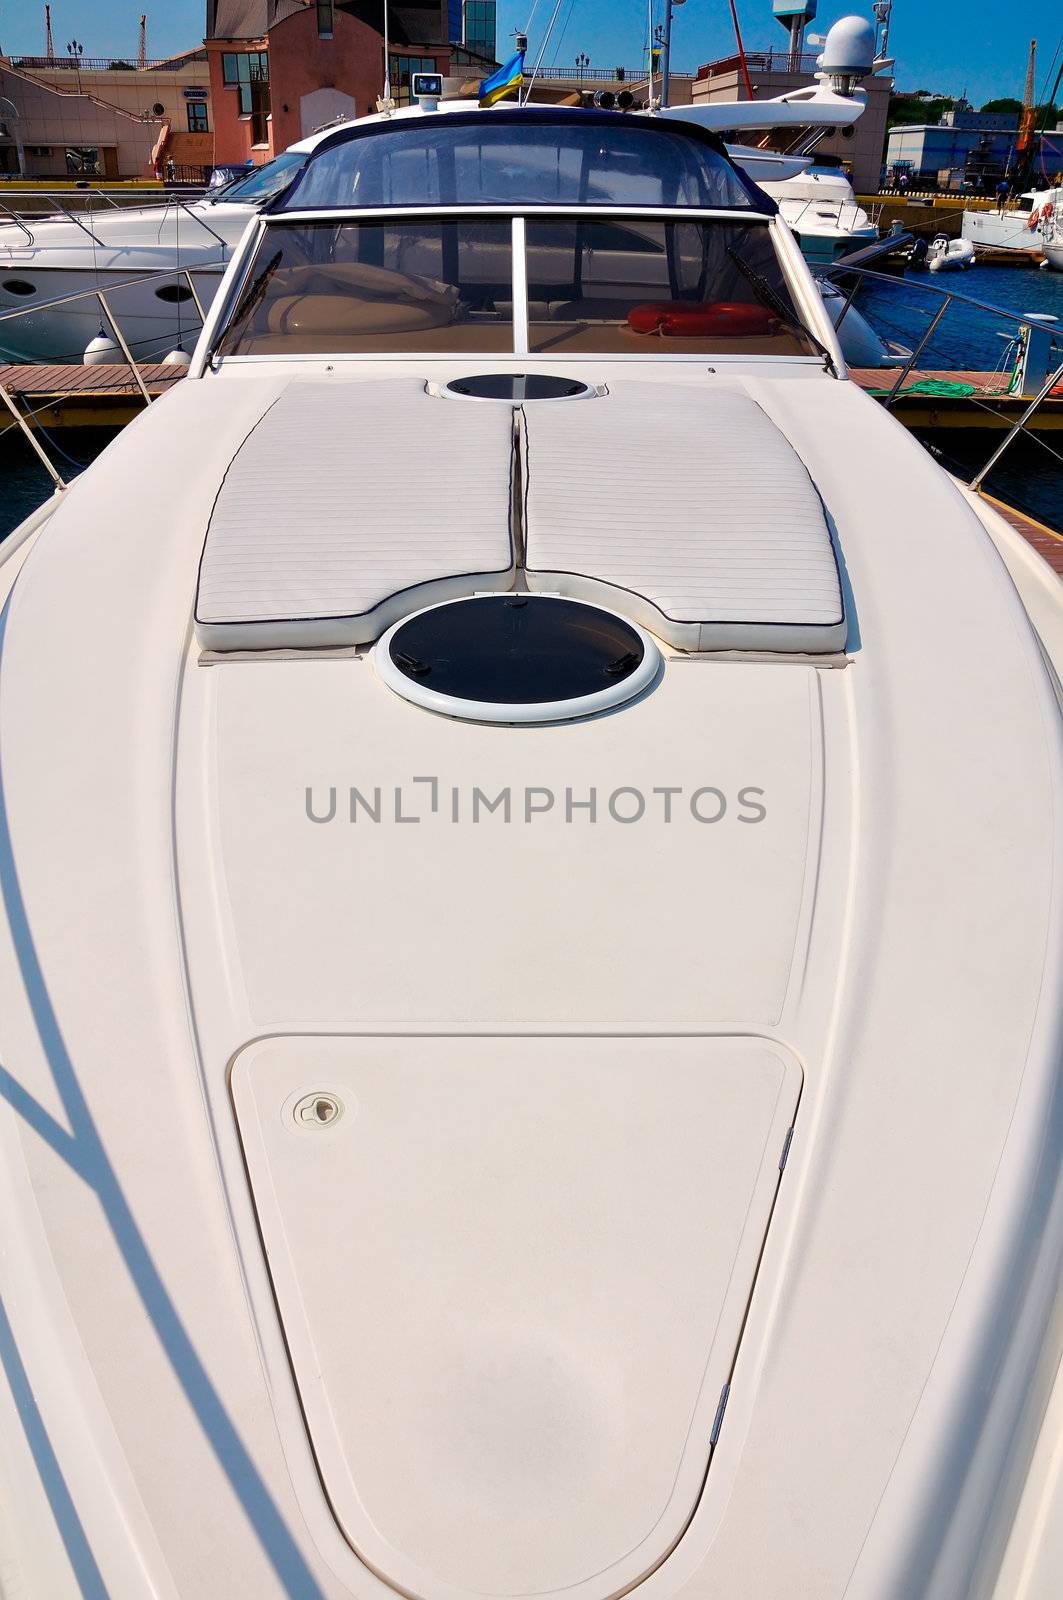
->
xmin=205 ymin=2 xmax=479 ymax=167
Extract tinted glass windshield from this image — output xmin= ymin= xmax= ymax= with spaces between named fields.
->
xmin=278 ymin=117 xmax=759 ymax=211
xmin=217 ymin=218 xmax=513 ymax=356
xmin=216 ymin=216 xmax=815 ymax=357
xmin=212 ymin=151 xmax=308 ymax=205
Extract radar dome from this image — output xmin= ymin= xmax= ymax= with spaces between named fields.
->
xmin=817 ymin=16 xmax=876 ymax=77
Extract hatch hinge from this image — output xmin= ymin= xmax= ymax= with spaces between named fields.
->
xmin=779 ymin=1125 xmax=794 ymax=1172
xmin=710 ymin=1383 xmax=731 ymax=1447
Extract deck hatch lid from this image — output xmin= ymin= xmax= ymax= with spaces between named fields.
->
xmin=232 ymin=1034 xmax=801 ymax=1600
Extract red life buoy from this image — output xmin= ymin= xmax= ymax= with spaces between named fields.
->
xmin=1028 ymin=208 xmax=1041 ymax=230
xmin=1042 ymin=201 xmax=1053 ymax=220
xmin=627 ymin=301 xmax=780 ymax=337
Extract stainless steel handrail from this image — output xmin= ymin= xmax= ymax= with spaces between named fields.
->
xmin=0 ymin=262 xmax=219 ymax=322
xmin=824 ymin=258 xmax=1063 ymax=490
xmin=0 ymin=380 xmax=66 ymax=488
xmin=0 ymin=262 xmax=206 ymax=486
xmin=0 ymin=199 xmax=34 ymax=244
xmin=0 ymin=190 xmax=225 ymax=249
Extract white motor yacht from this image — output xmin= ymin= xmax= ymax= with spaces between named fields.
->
xmin=757 ymin=164 xmax=878 ymax=264
xmin=1040 ymin=198 xmax=1063 ymax=271
xmin=0 ymin=153 xmax=307 ymax=363
xmin=962 ymin=186 xmax=1063 ymax=254
xmin=0 ymin=27 xmax=1060 ymax=1600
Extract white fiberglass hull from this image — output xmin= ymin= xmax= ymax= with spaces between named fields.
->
xmin=0 ymin=264 xmax=226 ymax=362
xmin=961 ymin=209 xmax=1047 ymax=252
xmin=777 ymin=204 xmax=878 ymax=265
xmin=818 ymin=280 xmax=911 ymax=367
xmin=1044 ymin=241 xmax=1063 ymax=272
xmin=0 ymin=199 xmax=253 ymax=362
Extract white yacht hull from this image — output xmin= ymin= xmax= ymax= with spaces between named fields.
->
xmin=0 ymin=263 xmax=227 ymax=362
xmin=961 ymin=208 xmax=1046 ymax=252
xmin=0 ymin=198 xmax=254 ymax=362
xmin=0 ymin=91 xmax=1060 ymax=1600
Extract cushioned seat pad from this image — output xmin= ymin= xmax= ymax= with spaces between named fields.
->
xmin=196 ymin=379 xmax=516 ymax=651
xmin=522 ymin=383 xmax=845 ymax=653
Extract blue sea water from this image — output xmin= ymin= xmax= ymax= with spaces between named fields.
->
xmin=0 ymin=429 xmax=117 ymax=538
xmin=854 ymin=262 xmax=1063 ymax=531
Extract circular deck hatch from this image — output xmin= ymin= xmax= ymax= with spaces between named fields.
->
xmin=376 ymin=594 xmax=659 ymax=723
xmin=442 ymin=373 xmax=595 ymax=402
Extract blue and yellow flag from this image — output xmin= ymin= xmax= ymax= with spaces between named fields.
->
xmin=479 ymin=50 xmax=525 ymax=107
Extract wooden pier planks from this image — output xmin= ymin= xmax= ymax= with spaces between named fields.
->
xmin=0 ymin=361 xmax=186 ymax=398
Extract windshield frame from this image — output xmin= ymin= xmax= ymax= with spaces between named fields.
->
xmin=208 ymin=151 xmax=309 ymax=207
xmin=271 ymin=108 xmax=775 ymax=216
xmin=206 ymin=204 xmax=830 ymax=368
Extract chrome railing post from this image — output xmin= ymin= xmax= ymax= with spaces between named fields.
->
xmin=832 ymin=277 xmax=861 ymax=332
xmin=172 ymin=196 xmax=227 ymax=249
xmin=0 ymin=379 xmax=66 ymax=489
xmin=183 ymin=268 xmax=207 ymax=324
xmin=0 ymin=199 xmax=34 ymax=245
xmin=970 ymin=356 xmax=1063 ymax=490
xmin=96 ymin=291 xmax=153 ymax=406
xmin=882 ymin=294 xmax=953 ymax=407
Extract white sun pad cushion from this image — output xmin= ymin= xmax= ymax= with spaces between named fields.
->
xmin=522 ymin=383 xmax=845 ymax=652
xmin=195 ymin=380 xmax=516 ymax=651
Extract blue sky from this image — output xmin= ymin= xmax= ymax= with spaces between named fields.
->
xmin=0 ymin=2 xmax=1059 ymax=106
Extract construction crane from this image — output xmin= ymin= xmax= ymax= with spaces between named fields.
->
xmin=1016 ymin=39 xmax=1037 ymax=163
xmin=1012 ymin=37 xmax=1063 ymax=190
xmin=44 ymin=3 xmax=55 ymax=60
xmin=137 ymin=14 xmax=147 ymax=70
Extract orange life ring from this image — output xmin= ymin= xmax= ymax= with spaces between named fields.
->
xmin=627 ymin=301 xmax=780 ymax=337
xmin=1028 ymin=209 xmax=1041 ymax=230
xmin=1042 ymin=201 xmax=1053 ymax=220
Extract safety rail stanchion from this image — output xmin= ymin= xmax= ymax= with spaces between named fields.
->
xmin=971 ymin=357 xmax=1063 ymax=490
xmin=96 ymin=290 xmax=153 ymax=406
xmin=882 ymin=295 xmax=953 ymax=408
xmin=0 ymin=199 xmax=34 ymax=244
xmin=0 ymin=380 xmax=66 ymax=489
xmin=832 ymin=277 xmax=862 ymax=331
xmin=182 ymin=268 xmax=207 ymax=324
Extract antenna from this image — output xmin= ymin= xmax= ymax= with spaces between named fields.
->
xmin=44 ymin=3 xmax=55 ymax=59
xmin=382 ymin=1 xmax=393 ymax=108
xmin=138 ymin=14 xmax=147 ymax=70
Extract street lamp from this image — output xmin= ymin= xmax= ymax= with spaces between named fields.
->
xmin=66 ymin=38 xmax=84 ymax=93
xmin=0 ymin=97 xmax=25 ymax=178
xmin=575 ymin=51 xmax=590 ymax=86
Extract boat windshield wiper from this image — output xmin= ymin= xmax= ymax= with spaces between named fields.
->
xmin=725 ymin=243 xmax=836 ymax=373
xmin=216 ymin=249 xmax=283 ymax=355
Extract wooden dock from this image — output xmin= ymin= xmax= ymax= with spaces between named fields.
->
xmin=850 ymin=368 xmax=1063 ymax=429
xmin=0 ymin=362 xmax=186 ymax=432
xmin=977 ymin=492 xmax=1063 ymax=576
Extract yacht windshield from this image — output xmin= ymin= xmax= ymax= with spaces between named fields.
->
xmin=216 ymin=215 xmax=817 ymax=357
xmin=211 ymin=151 xmax=308 ymax=206
xmin=277 ymin=116 xmax=762 ymax=212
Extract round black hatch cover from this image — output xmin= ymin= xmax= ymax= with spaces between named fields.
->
xmin=377 ymin=594 xmax=659 ymax=723
xmin=443 ymin=373 xmax=594 ymax=401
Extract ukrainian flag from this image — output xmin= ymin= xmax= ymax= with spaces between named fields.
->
xmin=479 ymin=49 xmax=525 ymax=107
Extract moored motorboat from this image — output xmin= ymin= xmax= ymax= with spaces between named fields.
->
xmin=0 ymin=154 xmax=307 ymax=362
xmin=757 ymin=164 xmax=878 ymax=265
xmin=0 ymin=22 xmax=1060 ymax=1600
